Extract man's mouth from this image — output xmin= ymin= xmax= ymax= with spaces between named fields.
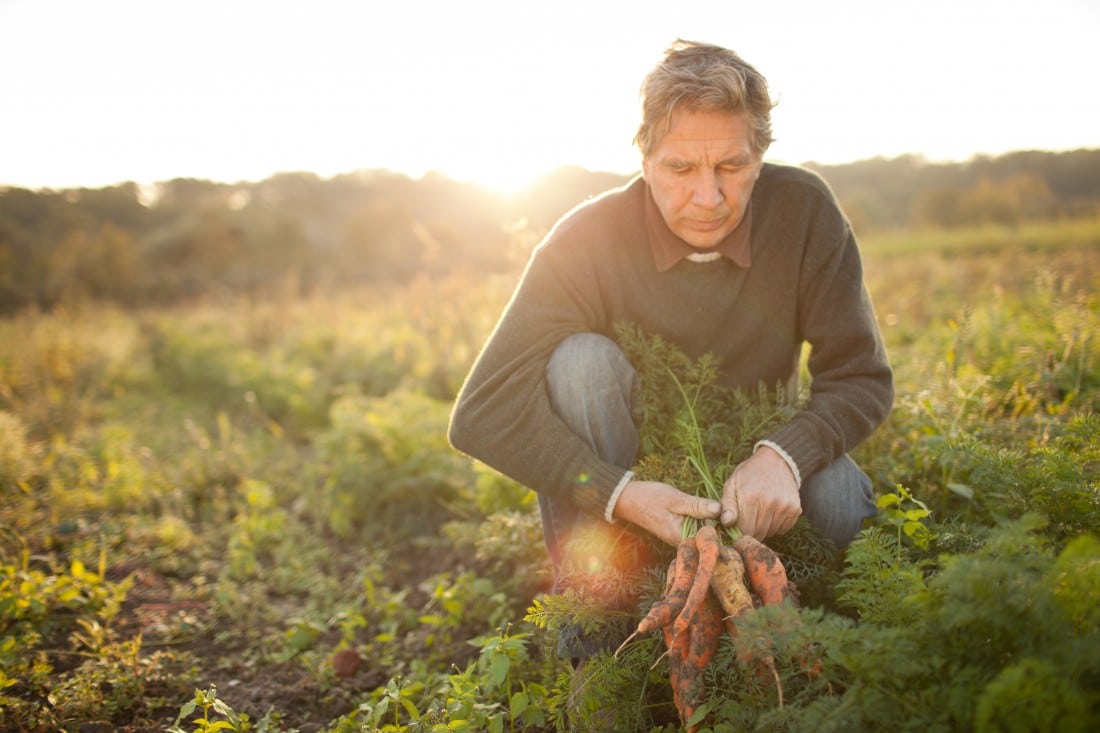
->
xmin=686 ymin=218 xmax=726 ymax=231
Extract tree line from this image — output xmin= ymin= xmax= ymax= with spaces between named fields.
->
xmin=1 ymin=148 xmax=1097 ymax=314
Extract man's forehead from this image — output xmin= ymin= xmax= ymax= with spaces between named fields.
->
xmin=651 ymin=109 xmax=756 ymax=159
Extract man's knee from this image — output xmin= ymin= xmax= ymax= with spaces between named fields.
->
xmin=800 ymin=455 xmax=877 ymax=549
xmin=546 ymin=333 xmax=633 ymax=400
xmin=544 ymin=331 xmax=640 ymax=479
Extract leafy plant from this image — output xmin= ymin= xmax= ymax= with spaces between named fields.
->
xmin=315 ymin=389 xmax=473 ymax=541
xmin=168 ymin=685 xmax=288 ymax=733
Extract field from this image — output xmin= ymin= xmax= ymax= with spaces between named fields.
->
xmin=2 ymin=219 xmax=1098 ymax=732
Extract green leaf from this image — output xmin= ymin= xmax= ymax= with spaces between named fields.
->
xmin=509 ymin=691 xmax=529 ymax=718
xmin=488 ymin=653 xmax=509 ymax=689
xmin=687 ymin=700 xmax=713 ymax=727
xmin=173 ymin=698 xmax=198 ymax=724
xmin=419 ymin=613 xmax=447 ymax=627
xmin=400 ymin=698 xmax=421 ymax=721
xmin=877 ymin=493 xmax=902 ymax=509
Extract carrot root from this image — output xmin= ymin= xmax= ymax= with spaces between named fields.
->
xmin=733 ymin=534 xmax=799 ymax=607
xmin=665 ymin=525 xmax=722 ymax=732
xmin=710 ymin=542 xmax=755 ymax=622
xmin=671 ymin=524 xmax=720 ymax=641
xmin=614 ymin=536 xmax=698 ymax=658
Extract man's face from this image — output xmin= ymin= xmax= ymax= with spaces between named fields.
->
xmin=642 ymin=107 xmax=763 ymax=249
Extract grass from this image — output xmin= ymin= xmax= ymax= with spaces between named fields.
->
xmin=860 ymin=216 xmax=1100 ymax=259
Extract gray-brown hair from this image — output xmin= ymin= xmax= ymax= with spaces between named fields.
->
xmin=634 ymin=40 xmax=776 ymax=158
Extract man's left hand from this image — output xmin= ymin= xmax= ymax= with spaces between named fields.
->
xmin=719 ymin=445 xmax=801 ymax=539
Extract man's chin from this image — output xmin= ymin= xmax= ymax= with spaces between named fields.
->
xmin=675 ymin=224 xmax=729 ymax=250
xmin=681 ymin=236 xmax=723 ymax=251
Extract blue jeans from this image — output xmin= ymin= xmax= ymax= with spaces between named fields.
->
xmin=540 ymin=333 xmax=877 ymax=619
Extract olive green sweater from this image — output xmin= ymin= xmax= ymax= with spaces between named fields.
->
xmin=448 ymin=163 xmax=894 ymax=519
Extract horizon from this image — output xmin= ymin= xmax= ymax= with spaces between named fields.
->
xmin=3 ymin=0 xmax=1098 ymax=194
xmin=3 ymin=144 xmax=1096 ymax=197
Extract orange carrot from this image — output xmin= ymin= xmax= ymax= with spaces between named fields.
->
xmin=672 ymin=524 xmax=720 ymax=642
xmin=680 ymin=597 xmax=723 ymax=732
xmin=709 ymin=542 xmax=755 ymax=627
xmin=733 ymin=534 xmax=799 ymax=607
xmin=730 ymin=534 xmax=796 ymax=703
xmin=614 ymin=536 xmax=698 ymax=657
xmin=665 ymin=598 xmax=720 ymax=732
xmin=663 ymin=607 xmax=691 ymax=726
xmin=664 ymin=525 xmax=722 ymax=732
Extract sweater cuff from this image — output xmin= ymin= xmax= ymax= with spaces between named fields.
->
xmin=761 ymin=419 xmax=827 ymax=485
xmin=753 ymin=440 xmax=802 ymax=488
xmin=604 ymin=470 xmax=634 ymax=522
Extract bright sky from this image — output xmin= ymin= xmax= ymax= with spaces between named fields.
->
xmin=2 ymin=0 xmax=1098 ymax=193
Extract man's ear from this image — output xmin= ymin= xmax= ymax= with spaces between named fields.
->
xmin=641 ymin=157 xmax=651 ymax=181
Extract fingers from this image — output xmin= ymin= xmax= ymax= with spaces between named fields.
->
xmin=645 ymin=486 xmax=719 ymax=522
xmin=720 ymin=473 xmax=739 ymax=527
xmin=680 ymin=494 xmax=722 ymax=521
xmin=721 ymin=482 xmax=792 ymax=539
xmin=720 ymin=502 xmax=738 ymax=528
xmin=724 ymin=475 xmax=762 ymax=538
xmin=741 ymin=498 xmax=800 ymax=540
xmin=720 ymin=462 xmax=801 ymax=540
xmin=612 ymin=480 xmax=723 ymax=547
xmin=738 ymin=494 xmax=761 ymax=538
xmin=662 ymin=491 xmax=719 ymax=546
xmin=776 ymin=510 xmax=801 ymax=537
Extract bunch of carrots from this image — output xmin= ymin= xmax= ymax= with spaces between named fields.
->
xmin=612 ymin=366 xmax=802 ymax=731
xmin=615 ymin=521 xmax=797 ymax=731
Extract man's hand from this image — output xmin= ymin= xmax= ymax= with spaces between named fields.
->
xmin=720 ymin=445 xmax=801 ymax=539
xmin=612 ymin=480 xmax=721 ymax=547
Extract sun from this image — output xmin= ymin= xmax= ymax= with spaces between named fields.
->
xmin=442 ymin=161 xmax=553 ymax=198
xmin=429 ymin=115 xmax=641 ymax=197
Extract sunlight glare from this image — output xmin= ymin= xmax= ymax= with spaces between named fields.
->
xmin=1 ymin=0 xmax=1095 ymax=190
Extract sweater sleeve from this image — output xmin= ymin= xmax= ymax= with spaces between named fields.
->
xmin=762 ymin=190 xmax=894 ymax=479
xmin=447 ymin=226 xmax=628 ymax=519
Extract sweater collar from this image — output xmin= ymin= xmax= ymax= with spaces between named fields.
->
xmin=644 ymin=181 xmax=753 ymax=272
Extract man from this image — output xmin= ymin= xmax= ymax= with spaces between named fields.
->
xmin=448 ymin=40 xmax=893 ymax=657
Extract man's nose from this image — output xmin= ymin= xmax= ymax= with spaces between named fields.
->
xmin=691 ymin=171 xmax=723 ymax=209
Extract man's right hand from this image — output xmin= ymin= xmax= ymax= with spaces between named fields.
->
xmin=611 ymin=480 xmax=722 ymax=547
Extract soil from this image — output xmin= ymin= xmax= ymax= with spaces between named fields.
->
xmin=17 ymin=558 xmax=439 ymax=732
xmin=101 ymin=563 xmax=374 ymax=731
xmin=10 ymin=527 xmax=501 ymax=732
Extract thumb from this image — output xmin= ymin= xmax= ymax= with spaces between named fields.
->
xmin=721 ymin=501 xmax=738 ymax=528
xmin=679 ymin=494 xmax=721 ymax=520
xmin=721 ymin=476 xmax=740 ymax=527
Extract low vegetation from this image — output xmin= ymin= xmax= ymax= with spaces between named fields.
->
xmin=1 ymin=217 xmax=1098 ymax=731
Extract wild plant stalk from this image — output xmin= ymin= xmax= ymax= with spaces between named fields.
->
xmin=666 ymin=366 xmax=742 ymax=545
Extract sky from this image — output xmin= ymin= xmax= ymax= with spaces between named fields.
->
xmin=2 ymin=0 xmax=1098 ymax=194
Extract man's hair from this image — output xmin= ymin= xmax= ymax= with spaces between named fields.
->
xmin=634 ymin=39 xmax=776 ymax=158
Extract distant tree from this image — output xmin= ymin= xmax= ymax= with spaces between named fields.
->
xmin=914 ymin=185 xmax=969 ymax=229
xmin=43 ymin=223 xmax=139 ymax=304
xmin=0 ymin=240 xmax=21 ymax=311
xmin=963 ymin=174 xmax=1056 ymax=227
xmin=1 ymin=148 xmax=1097 ymax=314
